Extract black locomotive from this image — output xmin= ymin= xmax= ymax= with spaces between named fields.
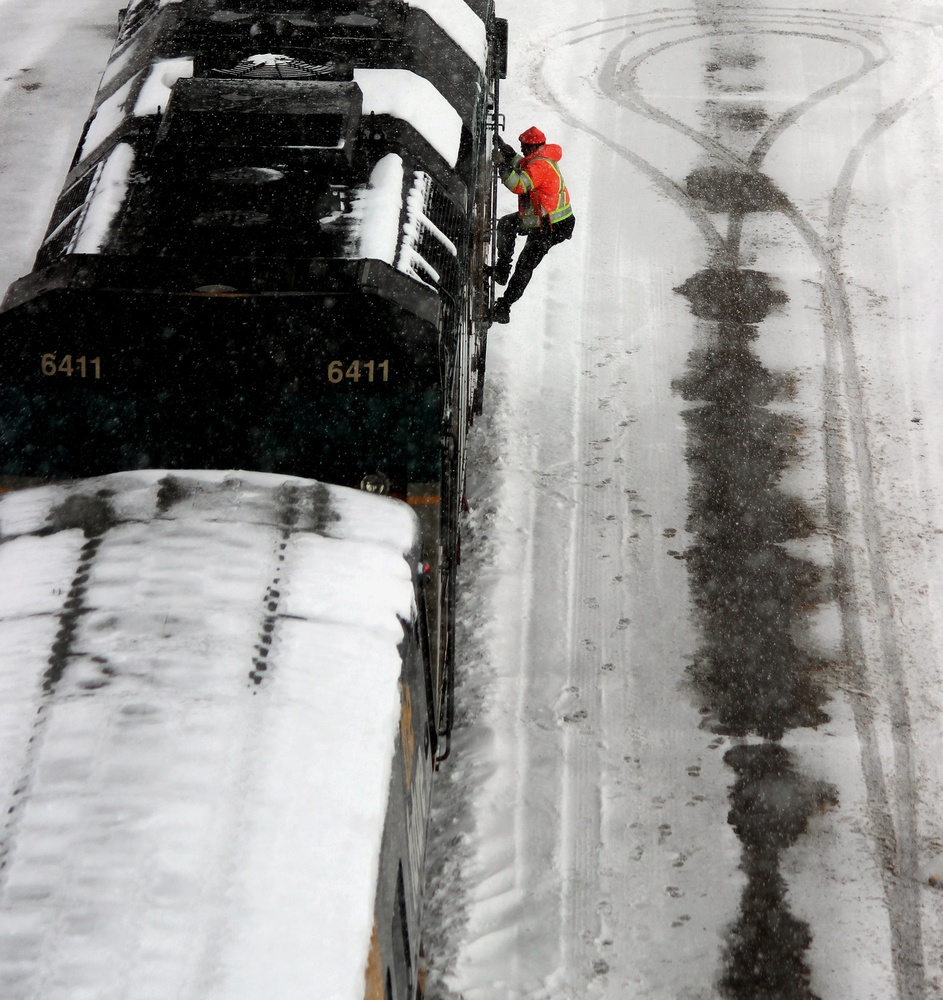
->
xmin=0 ymin=0 xmax=507 ymax=754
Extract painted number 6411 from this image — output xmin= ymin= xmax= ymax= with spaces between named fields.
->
xmin=40 ymin=354 xmax=101 ymax=379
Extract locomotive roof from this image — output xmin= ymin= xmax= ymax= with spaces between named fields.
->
xmin=13 ymin=0 xmax=483 ymax=311
xmin=113 ymin=0 xmax=488 ymax=117
xmin=0 ymin=470 xmax=421 ymax=999
xmin=141 ymin=0 xmax=491 ymax=61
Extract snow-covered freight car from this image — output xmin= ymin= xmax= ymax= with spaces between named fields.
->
xmin=0 ymin=470 xmax=436 ymax=1000
xmin=0 ymin=0 xmax=508 ymax=755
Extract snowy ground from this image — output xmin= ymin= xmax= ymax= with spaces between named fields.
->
xmin=422 ymin=1 xmax=943 ymax=999
xmin=4 ymin=1 xmax=943 ymax=998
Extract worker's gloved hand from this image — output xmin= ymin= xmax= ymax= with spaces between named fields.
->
xmin=493 ymin=135 xmax=515 ymax=165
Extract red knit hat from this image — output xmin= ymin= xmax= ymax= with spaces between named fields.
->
xmin=518 ymin=126 xmax=546 ymax=146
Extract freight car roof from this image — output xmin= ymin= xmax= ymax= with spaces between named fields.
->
xmin=0 ymin=470 xmax=421 ymax=1000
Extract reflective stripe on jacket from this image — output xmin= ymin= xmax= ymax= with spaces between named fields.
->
xmin=501 ymin=144 xmax=573 ymax=229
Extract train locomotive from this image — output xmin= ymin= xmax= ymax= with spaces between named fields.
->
xmin=0 ymin=0 xmax=507 ymax=737
xmin=0 ymin=1 xmax=507 ymax=997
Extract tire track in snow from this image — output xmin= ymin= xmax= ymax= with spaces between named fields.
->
xmin=557 ymin=369 xmax=603 ymax=990
xmin=523 ymin=38 xmax=699 ymax=996
xmin=771 ymin=31 xmax=941 ymax=997
xmin=806 ymin=78 xmax=943 ymax=996
xmin=528 ymin=21 xmax=733 ymax=993
xmin=555 ymin=262 xmax=641 ymax=988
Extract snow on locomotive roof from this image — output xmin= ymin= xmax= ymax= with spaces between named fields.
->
xmin=352 ymin=153 xmax=404 ymax=265
xmin=0 ymin=471 xmax=420 ymax=1000
xmin=133 ymin=56 xmax=194 ymax=116
xmin=73 ymin=143 xmax=135 ymax=254
xmin=131 ymin=60 xmax=462 ymax=165
xmin=79 ymin=75 xmax=136 ymax=161
xmin=355 ymin=67 xmax=463 ymax=167
xmin=350 ymin=154 xmax=456 ymax=289
xmin=406 ymin=0 xmax=488 ymax=72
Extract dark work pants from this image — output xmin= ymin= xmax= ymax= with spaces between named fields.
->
xmin=496 ymin=213 xmax=576 ymax=305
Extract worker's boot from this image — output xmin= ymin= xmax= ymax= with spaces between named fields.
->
xmin=490 ymin=298 xmax=511 ymax=324
xmin=484 ymin=261 xmax=511 ymax=286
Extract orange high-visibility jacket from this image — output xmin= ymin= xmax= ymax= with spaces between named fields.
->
xmin=501 ymin=143 xmax=573 ymax=229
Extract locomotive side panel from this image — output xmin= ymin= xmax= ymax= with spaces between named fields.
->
xmin=2 ymin=286 xmax=440 ymax=487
